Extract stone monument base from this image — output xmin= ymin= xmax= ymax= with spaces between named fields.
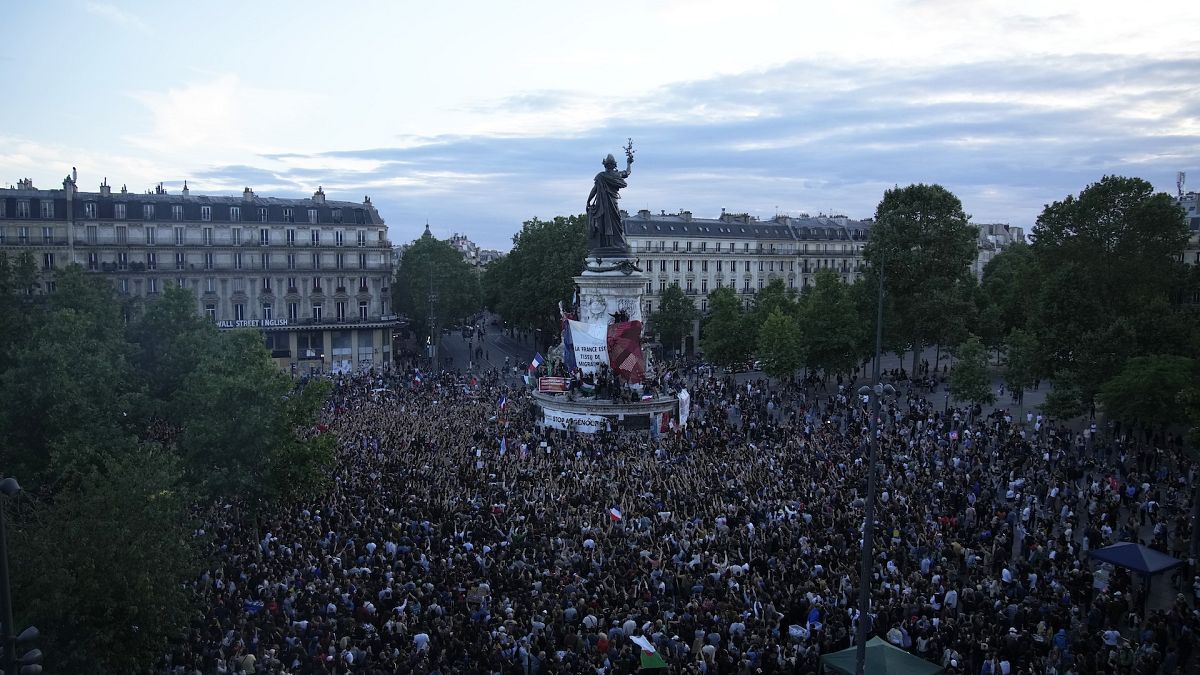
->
xmin=533 ymin=390 xmax=678 ymax=434
xmin=575 ymin=256 xmax=646 ymax=324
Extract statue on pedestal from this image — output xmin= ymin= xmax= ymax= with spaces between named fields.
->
xmin=587 ymin=139 xmax=635 ymax=257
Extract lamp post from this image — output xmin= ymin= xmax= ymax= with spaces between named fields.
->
xmin=854 ymin=248 xmax=896 ymax=675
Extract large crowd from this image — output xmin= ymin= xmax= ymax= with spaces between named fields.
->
xmin=159 ymin=356 xmax=1200 ymax=674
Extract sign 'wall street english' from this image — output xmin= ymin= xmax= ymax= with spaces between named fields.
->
xmin=568 ymin=321 xmax=609 ymax=374
xmin=216 ymin=319 xmax=291 ymax=329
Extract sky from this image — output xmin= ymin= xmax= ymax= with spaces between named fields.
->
xmin=1 ymin=0 xmax=1197 ymax=250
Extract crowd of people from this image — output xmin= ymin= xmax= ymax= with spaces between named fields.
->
xmin=159 ymin=355 xmax=1200 ymax=674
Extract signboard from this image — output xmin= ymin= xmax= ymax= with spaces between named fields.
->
xmin=216 ymin=318 xmax=290 ymax=329
xmin=568 ymin=320 xmax=609 ymax=374
xmin=539 ymin=377 xmax=569 ymax=393
xmin=542 ymin=406 xmax=606 ymax=433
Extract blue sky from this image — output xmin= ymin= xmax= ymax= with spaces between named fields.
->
xmin=2 ymin=0 xmax=1197 ymax=250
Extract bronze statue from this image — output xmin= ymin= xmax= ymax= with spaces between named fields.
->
xmin=587 ymin=139 xmax=635 ymax=256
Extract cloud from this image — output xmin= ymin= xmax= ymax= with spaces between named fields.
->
xmin=82 ymin=1 xmax=149 ymax=32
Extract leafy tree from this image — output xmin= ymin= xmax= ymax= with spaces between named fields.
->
xmin=1028 ymin=176 xmax=1190 ymax=409
xmin=863 ymin=184 xmax=977 ymax=373
xmin=1098 ymin=355 xmax=1198 ymax=435
xmin=1003 ymin=328 xmax=1038 ymax=407
xmin=483 ymin=215 xmax=587 ymax=347
xmin=701 ymin=287 xmax=753 ymax=369
xmin=129 ymin=284 xmax=219 ymax=409
xmin=13 ymin=446 xmax=196 ymax=674
xmin=746 ymin=278 xmax=798 ymax=341
xmin=949 ymin=334 xmax=995 ymax=407
xmin=393 ymin=234 xmax=481 ymax=336
xmin=757 ymin=307 xmax=804 ymax=380
xmin=976 ymin=242 xmax=1036 ymax=353
xmin=797 ymin=269 xmax=866 ymax=377
xmin=649 ymin=283 xmax=697 ymax=355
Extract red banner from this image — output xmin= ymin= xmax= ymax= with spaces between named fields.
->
xmin=607 ymin=320 xmax=645 ymax=384
xmin=538 ymin=376 xmax=569 ymax=392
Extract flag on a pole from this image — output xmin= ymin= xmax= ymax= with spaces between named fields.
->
xmin=497 ymin=394 xmax=508 ymax=411
xmin=529 ymin=352 xmax=545 ymax=372
xmin=629 ymin=635 xmax=667 ymax=669
xmin=609 ymin=506 xmax=623 ymax=522
xmin=561 ymin=319 xmax=578 ymax=371
xmin=413 ymin=368 xmax=423 ymax=384
xmin=499 ymin=437 xmax=507 ymax=456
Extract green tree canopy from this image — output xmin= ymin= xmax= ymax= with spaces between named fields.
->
xmin=1098 ymin=355 xmax=1198 ymax=433
xmin=649 ymin=282 xmax=697 ymax=354
xmin=393 ymin=234 xmax=482 ymax=336
xmin=701 ymin=287 xmax=753 ymax=369
xmin=483 ymin=215 xmax=587 ymax=341
xmin=757 ymin=307 xmax=804 ymax=380
xmin=797 ymin=268 xmax=866 ymax=376
xmin=1003 ymin=328 xmax=1038 ymax=401
xmin=949 ymin=334 xmax=995 ymax=407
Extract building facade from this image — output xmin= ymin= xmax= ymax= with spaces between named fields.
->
xmin=1179 ymin=191 xmax=1200 ymax=267
xmin=0 ymin=174 xmax=397 ymax=373
xmin=972 ymin=223 xmax=1026 ymax=280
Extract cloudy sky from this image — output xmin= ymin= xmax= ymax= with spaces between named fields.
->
xmin=2 ymin=0 xmax=1197 ymax=250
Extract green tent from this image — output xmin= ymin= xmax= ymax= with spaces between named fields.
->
xmin=820 ymin=637 xmax=945 ymax=675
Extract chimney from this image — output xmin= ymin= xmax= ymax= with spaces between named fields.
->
xmin=637 ymin=209 xmax=651 ymax=219
xmin=181 ymin=180 xmax=189 ymax=196
xmin=121 ymin=184 xmax=128 ymax=194
xmin=681 ymin=210 xmax=692 ymax=222
xmin=313 ymin=186 xmax=326 ymax=205
xmin=100 ymin=177 xmax=111 ymax=197
xmin=243 ymin=187 xmax=255 ymax=201
xmin=155 ymin=182 xmax=166 ymax=195
xmin=363 ymin=195 xmax=372 ymax=206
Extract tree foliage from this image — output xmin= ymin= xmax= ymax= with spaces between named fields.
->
xmin=649 ymin=283 xmax=697 ymax=354
xmin=393 ymin=234 xmax=482 ymax=335
xmin=483 ymin=215 xmax=587 ymax=339
xmin=1003 ymin=328 xmax=1038 ymax=401
xmin=797 ymin=269 xmax=866 ymax=376
xmin=1098 ymin=355 xmax=1198 ymax=432
xmin=949 ymin=335 xmax=995 ymax=407
xmin=757 ymin=307 xmax=804 ymax=380
xmin=701 ymin=287 xmax=753 ymax=369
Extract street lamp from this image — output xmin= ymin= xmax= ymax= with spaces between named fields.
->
xmin=0 ymin=478 xmax=42 ymax=675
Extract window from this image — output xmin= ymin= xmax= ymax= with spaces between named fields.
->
xmin=358 ymin=276 xmax=368 ymax=291
xmin=659 ymin=280 xmax=667 ymax=292
xmin=687 ymin=260 xmax=693 ymax=272
xmin=42 ymin=226 xmax=53 ymax=243
xmin=672 ymin=241 xmax=678 ymax=252
xmin=229 ymin=227 xmax=241 ymax=245
xmin=261 ymin=253 xmax=270 ymax=270
xmin=287 ymin=228 xmax=296 ymax=245
xmin=357 ymin=230 xmax=366 ymax=247
xmin=744 ymin=261 xmax=750 ymax=272
xmin=717 ymin=260 xmax=723 ymax=272
xmin=205 ymin=278 xmax=215 ymax=293
xmin=204 ymin=253 xmax=213 ymax=270
xmin=759 ymin=279 xmax=765 ymax=290
xmin=262 ymin=277 xmax=272 ymax=293
xmin=701 ymin=279 xmax=708 ymax=293
xmin=141 ymin=204 xmax=154 ymax=220
xmin=146 ymin=252 xmax=157 ymax=270
xmin=336 ymin=253 xmax=344 ymax=269
xmin=336 ymin=301 xmax=347 ymax=320
xmin=115 ymin=226 xmax=128 ymax=244
xmin=287 ymin=277 xmax=297 ymax=290
xmin=758 ymin=261 xmax=764 ymax=272
xmin=259 ymin=208 xmax=268 ymax=222
xmin=283 ymin=207 xmax=294 ymax=223
xmin=40 ymin=201 xmax=54 ymax=219
xmin=201 ymin=206 xmax=211 ymax=221
xmin=311 ymin=229 xmax=321 ymax=245
xmin=308 ymin=209 xmax=317 ymax=224
xmin=335 ymin=230 xmax=345 ymax=247
xmin=686 ymin=279 xmax=693 ymax=292
xmin=359 ymin=301 xmax=368 ymax=320
xmin=233 ymin=278 xmax=245 ymax=293
xmin=701 ymin=260 xmax=708 ymax=272
xmin=14 ymin=200 xmax=30 ymax=218
xmin=115 ymin=203 xmax=126 ymax=219
xmin=743 ymin=243 xmax=749 ymax=252
xmin=230 ymin=206 xmax=241 ymax=221
xmin=145 ymin=227 xmax=156 ymax=245
xmin=175 ymin=227 xmax=185 ymax=246
xmin=42 ymin=252 xmax=54 ymax=270
xmin=686 ymin=241 xmax=693 ymax=251
xmin=17 ymin=227 xmax=28 ymax=244
xmin=312 ymin=303 xmax=323 ymax=321
xmin=331 ymin=209 xmax=342 ymax=224
xmin=311 ymin=278 xmax=322 ymax=291
xmin=312 ymin=252 xmax=321 ymax=270
xmin=659 ymin=260 xmax=666 ymax=272
xmin=701 ymin=242 xmax=707 ymax=252
xmin=234 ymin=252 xmax=243 ymax=270
xmin=175 ymin=252 xmax=186 ymax=270
xmin=172 ymin=205 xmax=183 ymax=220
xmin=119 ymin=278 xmax=129 ymax=294
xmin=287 ymin=253 xmax=296 ymax=270
xmin=336 ymin=276 xmax=346 ymax=291
xmin=716 ymin=242 xmax=722 ymax=252
xmin=205 ymin=304 xmax=216 ymax=320
xmin=262 ymin=303 xmax=273 ymax=320
xmin=204 ymin=227 xmax=213 ymax=246
xmin=673 ymin=260 xmax=680 ymax=272
xmin=117 ymin=252 xmax=128 ymax=270
xmin=84 ymin=202 xmax=97 ymax=219
xmin=234 ymin=303 xmax=245 ymax=321
xmin=287 ymin=302 xmax=298 ymax=321
xmin=646 ymin=281 xmax=652 ymax=294
xmin=87 ymin=252 xmax=98 ymax=270
xmin=358 ymin=253 xmax=367 ymax=269
xmin=147 ymin=278 xmax=159 ymax=294
xmin=176 ymin=277 xmax=185 ymax=289
xmin=259 ymin=228 xmax=270 ymax=245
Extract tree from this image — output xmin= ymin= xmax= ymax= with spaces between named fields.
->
xmin=1028 ymin=176 xmax=1190 ymax=410
xmin=797 ymin=269 xmax=866 ymax=377
xmin=976 ymin=242 xmax=1036 ymax=355
xmin=746 ymin=278 xmax=798 ymax=341
xmin=13 ymin=446 xmax=197 ymax=674
xmin=650 ymin=283 xmax=697 ymax=355
xmin=1098 ymin=355 xmax=1198 ymax=435
xmin=863 ymin=184 xmax=977 ymax=373
xmin=129 ymin=284 xmax=219 ymax=409
xmin=393 ymin=234 xmax=481 ymax=336
xmin=1003 ymin=328 xmax=1038 ymax=408
xmin=483 ymin=215 xmax=587 ymax=346
xmin=757 ymin=307 xmax=804 ymax=380
xmin=701 ymin=287 xmax=753 ymax=369
xmin=949 ymin=335 xmax=995 ymax=407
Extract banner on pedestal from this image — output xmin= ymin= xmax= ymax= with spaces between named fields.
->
xmin=607 ymin=320 xmax=645 ymax=384
xmin=568 ymin=320 xmax=609 ymax=374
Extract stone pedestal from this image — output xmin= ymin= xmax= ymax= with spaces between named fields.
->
xmin=575 ymin=256 xmax=647 ymax=324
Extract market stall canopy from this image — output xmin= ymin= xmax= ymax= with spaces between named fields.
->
xmin=1088 ymin=542 xmax=1184 ymax=576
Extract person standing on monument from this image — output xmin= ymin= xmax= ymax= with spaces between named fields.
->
xmin=587 ymin=140 xmax=635 ymax=255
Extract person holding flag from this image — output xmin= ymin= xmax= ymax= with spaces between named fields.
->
xmin=630 ymin=635 xmax=668 ymax=671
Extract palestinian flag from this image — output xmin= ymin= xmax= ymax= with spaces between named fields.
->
xmin=629 ymin=635 xmax=667 ymax=670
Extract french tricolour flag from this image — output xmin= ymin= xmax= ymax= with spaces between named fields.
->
xmin=529 ymin=352 xmax=545 ymax=372
xmin=497 ymin=394 xmax=508 ymax=411
xmin=413 ymin=368 xmax=423 ymax=384
xmin=609 ymin=506 xmax=623 ymax=522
